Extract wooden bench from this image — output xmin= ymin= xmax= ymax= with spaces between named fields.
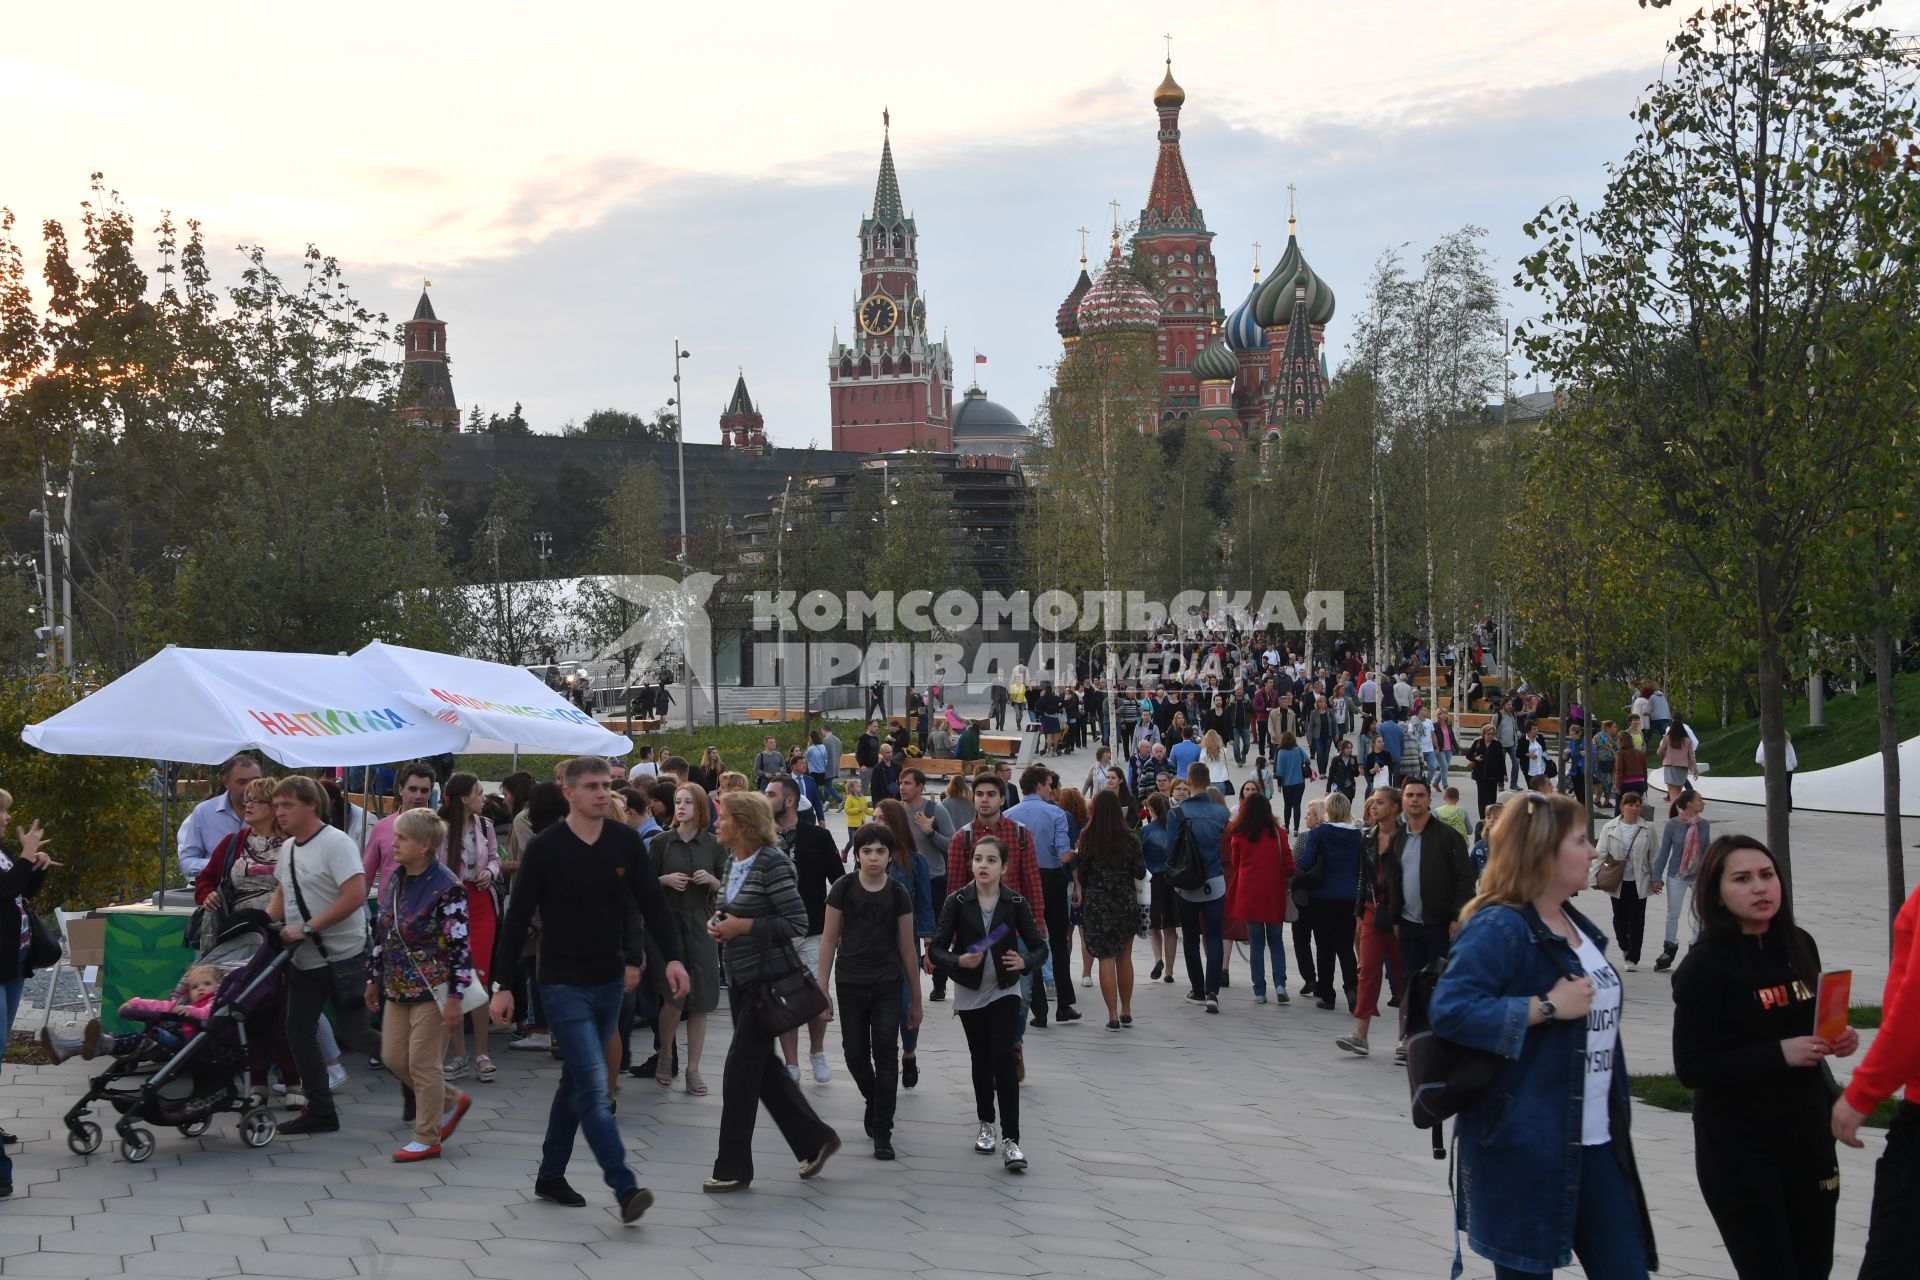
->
xmin=979 ymin=734 xmax=1021 ymax=756
xmin=747 ymin=708 xmax=815 ymax=723
xmin=841 ymin=753 xmax=984 ymax=779
xmin=594 ymin=716 xmax=662 ymax=733
xmin=886 ymin=714 xmax=989 ymax=730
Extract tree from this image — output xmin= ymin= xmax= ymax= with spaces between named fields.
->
xmin=575 ymin=461 xmax=673 ymax=691
xmin=563 ymin=407 xmax=676 ymax=442
xmin=461 ymin=473 xmax=563 ymax=667
xmin=1516 ymin=0 xmax=1920 ymax=880
xmin=468 ymin=401 xmax=531 ymax=435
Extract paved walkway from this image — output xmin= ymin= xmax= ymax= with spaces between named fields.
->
xmin=1 ymin=724 xmax=1909 ymax=1278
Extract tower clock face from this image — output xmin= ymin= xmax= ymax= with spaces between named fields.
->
xmin=859 ymin=294 xmax=899 ymax=336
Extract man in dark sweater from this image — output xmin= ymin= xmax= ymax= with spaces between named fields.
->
xmin=491 ymin=756 xmax=688 ymax=1223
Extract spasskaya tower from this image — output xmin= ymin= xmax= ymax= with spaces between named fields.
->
xmin=828 ymin=115 xmax=954 ymax=452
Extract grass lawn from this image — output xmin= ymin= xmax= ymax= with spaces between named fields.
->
xmin=1631 ymin=1072 xmax=1894 ymax=1128
xmin=1685 ymin=672 xmax=1920 ymax=778
xmin=459 ymin=715 xmax=874 ymax=782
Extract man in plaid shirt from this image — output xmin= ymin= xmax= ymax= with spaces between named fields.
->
xmin=945 ymin=770 xmax=1047 ymax=1067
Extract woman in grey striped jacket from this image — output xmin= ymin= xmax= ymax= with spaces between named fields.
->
xmin=702 ymin=790 xmax=840 ymax=1192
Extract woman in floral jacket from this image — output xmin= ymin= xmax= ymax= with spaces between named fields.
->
xmin=365 ymin=808 xmax=474 ymax=1163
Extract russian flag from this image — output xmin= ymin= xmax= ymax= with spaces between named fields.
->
xmin=974 ymin=353 xmax=988 ymax=364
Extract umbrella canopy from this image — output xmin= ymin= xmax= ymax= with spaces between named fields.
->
xmin=350 ymin=640 xmax=631 ymax=758
xmin=22 ymin=645 xmax=469 ymax=767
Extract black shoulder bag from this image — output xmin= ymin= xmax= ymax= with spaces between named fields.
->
xmin=287 ymin=837 xmax=371 ymax=1008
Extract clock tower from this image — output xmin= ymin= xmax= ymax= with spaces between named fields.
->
xmin=829 ymin=117 xmax=954 ymax=452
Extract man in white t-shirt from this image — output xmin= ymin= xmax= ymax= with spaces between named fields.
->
xmin=265 ymin=775 xmax=379 ymax=1134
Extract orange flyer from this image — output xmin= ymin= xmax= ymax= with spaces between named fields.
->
xmin=1815 ymin=969 xmax=1852 ymax=1044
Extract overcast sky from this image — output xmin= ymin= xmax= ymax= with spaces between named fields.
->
xmin=10 ymin=0 xmax=1920 ymax=446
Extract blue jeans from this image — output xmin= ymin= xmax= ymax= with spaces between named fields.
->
xmin=1492 ymin=1142 xmax=1649 ymax=1280
xmin=1178 ymin=896 xmax=1225 ymax=996
xmin=1245 ymin=922 xmax=1287 ymax=997
xmin=1507 ymin=745 xmax=1525 ymax=789
xmin=537 ymin=981 xmax=636 ymax=1196
xmin=1232 ymin=726 xmax=1250 ymax=764
xmin=1663 ymin=875 xmax=1702 ymax=946
xmin=1 ymin=975 xmax=23 ymax=1185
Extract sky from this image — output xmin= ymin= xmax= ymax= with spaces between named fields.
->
xmin=10 ymin=0 xmax=1920 ymax=447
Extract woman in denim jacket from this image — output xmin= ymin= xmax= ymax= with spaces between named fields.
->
xmin=1429 ymin=791 xmax=1658 ymax=1279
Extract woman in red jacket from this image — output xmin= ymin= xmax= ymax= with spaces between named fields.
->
xmin=1225 ymin=792 xmax=1295 ymax=1007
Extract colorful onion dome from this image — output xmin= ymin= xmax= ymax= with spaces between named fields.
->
xmin=1251 ymin=231 xmax=1336 ymax=329
xmin=1056 ymin=262 xmax=1093 ymax=342
xmin=1192 ymin=334 xmax=1239 ymax=382
xmin=1225 ymin=280 xmax=1267 ymax=352
xmin=1153 ymin=60 xmax=1185 ymax=109
xmin=1076 ymin=242 xmax=1160 ymax=335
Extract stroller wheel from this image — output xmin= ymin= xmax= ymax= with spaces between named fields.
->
xmin=239 ymin=1107 xmax=277 ymax=1149
xmin=121 ymin=1128 xmax=156 ymax=1163
xmin=178 ymin=1119 xmax=210 ymax=1139
xmin=67 ymin=1121 xmax=103 ymax=1156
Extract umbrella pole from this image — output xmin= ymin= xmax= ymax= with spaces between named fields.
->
xmin=157 ymin=762 xmax=171 ymax=908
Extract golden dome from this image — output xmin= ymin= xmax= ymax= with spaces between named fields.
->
xmin=1154 ymin=59 xmax=1185 ymax=108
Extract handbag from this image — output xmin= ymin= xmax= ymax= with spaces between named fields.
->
xmin=383 ymin=871 xmax=491 ymax=1016
xmin=752 ymin=953 xmax=830 ymax=1035
xmin=24 ymin=906 xmax=62 ymax=970
xmin=1591 ymin=853 xmax=1627 ymax=894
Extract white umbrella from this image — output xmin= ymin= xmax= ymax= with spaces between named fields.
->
xmin=350 ymin=640 xmax=631 ymax=758
xmin=22 ymin=644 xmax=469 ymax=767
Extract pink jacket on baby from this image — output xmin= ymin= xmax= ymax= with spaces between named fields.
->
xmin=118 ymin=991 xmax=216 ymax=1038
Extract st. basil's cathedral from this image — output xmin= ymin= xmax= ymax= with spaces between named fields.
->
xmin=1055 ymin=59 xmax=1335 ymax=451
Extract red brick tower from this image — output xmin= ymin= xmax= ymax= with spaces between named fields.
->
xmin=828 ymin=116 xmax=954 ymax=452
xmin=1131 ymin=59 xmax=1221 ymax=431
xmin=720 ymin=370 xmax=767 ymax=452
xmin=397 ymin=286 xmax=458 ymax=430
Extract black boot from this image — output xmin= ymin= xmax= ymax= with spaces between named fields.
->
xmin=1652 ymin=941 xmax=1678 ymax=973
xmin=401 ymin=1086 xmax=416 ymax=1124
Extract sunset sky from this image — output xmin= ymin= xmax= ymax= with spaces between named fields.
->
xmin=11 ymin=0 xmax=1919 ymax=445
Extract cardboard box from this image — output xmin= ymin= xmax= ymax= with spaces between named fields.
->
xmin=65 ymin=913 xmax=106 ymax=969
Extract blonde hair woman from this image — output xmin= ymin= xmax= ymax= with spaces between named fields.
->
xmin=1425 ymin=793 xmax=1656 ymax=1279
xmin=1199 ymin=730 xmax=1233 ymax=795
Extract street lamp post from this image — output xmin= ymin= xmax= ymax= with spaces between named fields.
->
xmin=776 ymin=476 xmax=793 ymax=726
xmin=672 ymin=338 xmax=694 ymax=732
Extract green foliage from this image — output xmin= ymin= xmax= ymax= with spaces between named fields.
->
xmin=564 ymin=407 xmax=676 ymax=442
xmin=1630 ymin=1071 xmax=1894 ymax=1129
xmin=1849 ymin=1004 xmax=1883 ymax=1030
xmin=0 ymin=669 xmax=166 ymax=909
xmin=1689 ymin=672 xmax=1920 ymax=777
xmin=576 ymin=462 xmax=674 ymax=686
xmin=461 ymin=473 xmax=564 ymax=667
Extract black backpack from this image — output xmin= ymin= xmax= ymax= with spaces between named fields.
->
xmin=1403 ymin=952 xmax=1504 ymax=1159
xmin=1165 ymin=820 xmax=1209 ymax=892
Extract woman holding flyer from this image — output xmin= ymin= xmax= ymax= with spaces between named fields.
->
xmin=1672 ymin=834 xmax=1858 ymax=1280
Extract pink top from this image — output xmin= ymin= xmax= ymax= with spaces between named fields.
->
xmin=119 ymin=991 xmax=216 ymax=1038
xmin=1658 ymin=736 xmax=1697 ymax=772
xmin=361 ymin=812 xmax=404 ymax=895
xmin=434 ymin=818 xmax=500 ymax=883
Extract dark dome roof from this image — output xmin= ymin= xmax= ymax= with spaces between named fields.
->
xmin=952 ymin=387 xmax=1026 ymax=438
xmin=1192 ymin=335 xmax=1238 ymax=382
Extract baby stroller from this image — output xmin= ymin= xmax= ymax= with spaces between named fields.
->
xmin=61 ymin=917 xmax=296 ymax=1162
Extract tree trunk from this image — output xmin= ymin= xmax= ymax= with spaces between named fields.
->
xmin=1875 ymin=619 xmax=1906 ymax=952
xmin=1754 ymin=585 xmax=1794 ymax=885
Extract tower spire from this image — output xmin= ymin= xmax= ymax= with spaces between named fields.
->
xmin=1077 ymin=226 xmax=1089 ymax=269
xmin=1252 ymin=241 xmax=1261 ymax=284
xmin=1287 ymin=184 xmax=1297 ymax=235
xmin=873 ymin=115 xmax=903 ymax=224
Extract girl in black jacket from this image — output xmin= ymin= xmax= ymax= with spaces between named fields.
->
xmin=929 ymin=836 xmax=1045 ymax=1171
xmin=0 ymin=789 xmax=55 ymax=1195
xmin=1672 ymin=834 xmax=1859 ymax=1280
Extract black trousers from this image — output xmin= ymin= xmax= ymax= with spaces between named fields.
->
xmin=1396 ymin=920 xmax=1452 ymax=995
xmin=927 ymin=876 xmax=948 ymax=996
xmin=1474 ymin=779 xmax=1498 ymax=820
xmin=958 ymin=995 xmax=1023 ymax=1140
xmin=1304 ymin=898 xmax=1358 ymax=1004
xmin=284 ymin=959 xmax=379 ymax=1120
xmin=715 ymin=982 xmax=836 ymax=1182
xmin=1036 ymin=868 xmax=1076 ymax=1011
xmin=1696 ymin=1119 xmax=1838 ymax=1280
xmin=836 ymin=979 xmax=901 ymax=1139
xmin=1611 ymin=880 xmax=1649 ymax=965
xmin=1862 ymin=1101 xmax=1920 ymax=1278
xmin=1290 ymin=913 xmax=1316 ymax=992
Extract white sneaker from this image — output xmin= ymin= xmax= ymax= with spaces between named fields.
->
xmin=787 ymin=1064 xmax=802 ymax=1083
xmin=974 ymin=1122 xmax=997 ymax=1154
xmin=326 ymin=1064 xmax=349 ymax=1089
xmin=810 ymin=1051 xmax=832 ymax=1083
xmin=283 ymin=1089 xmax=307 ymax=1109
xmin=509 ymin=1032 xmax=551 ymax=1052
xmin=1626 ymin=961 xmax=1639 ymax=972
xmin=1002 ymin=1139 xmax=1027 ymax=1171
xmin=1080 ymin=974 xmax=1093 ymax=987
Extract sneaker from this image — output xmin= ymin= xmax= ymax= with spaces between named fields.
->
xmin=282 ymin=1089 xmax=308 ymax=1109
xmin=327 ymin=1063 xmax=349 ymax=1090
xmin=510 ymin=1032 xmax=551 ymax=1052
xmin=928 ymin=989 xmax=945 ymax=1003
xmin=1394 ymin=1040 xmax=1408 ymax=1064
xmin=617 ymin=1187 xmax=653 ymax=1223
xmin=440 ymin=1091 xmax=472 ymax=1142
xmin=392 ymin=1142 xmax=441 ymax=1163
xmin=1080 ymin=975 xmax=1093 ymax=987
xmin=474 ymin=1055 xmax=496 ymax=1083
xmin=278 ymin=1109 xmax=340 ymax=1135
xmin=1055 ymin=1006 xmax=1082 ymax=1023
xmin=442 ymin=1056 xmax=471 ymax=1081
xmin=1205 ymin=996 xmax=1219 ymax=1014
xmin=787 ymin=1064 xmax=802 ymax=1083
xmin=1274 ymin=991 xmax=1291 ymax=1005
xmin=271 ymin=1080 xmax=288 ymax=1096
xmin=975 ymin=1122 xmax=998 ymax=1154
xmin=902 ymin=1054 xmax=918 ymax=1090
xmin=798 ymin=1133 xmax=840 ymax=1179
xmin=1184 ymin=991 xmax=1208 ymax=1006
xmin=873 ymin=1136 xmax=895 ymax=1160
xmin=810 ymin=1052 xmax=832 ymax=1084
xmin=367 ymin=1056 xmax=384 ymax=1071
xmin=534 ymin=1177 xmax=586 ymax=1207
xmin=702 ymin=1177 xmax=750 ymax=1193
xmin=1254 ymin=992 xmax=1268 ymax=1006
xmin=1626 ymin=961 xmax=1639 ymax=973
xmin=1002 ymin=1139 xmax=1027 ymax=1171
xmin=1335 ymin=1035 xmax=1370 ymax=1057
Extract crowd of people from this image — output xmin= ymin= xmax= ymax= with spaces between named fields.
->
xmin=0 ymin=630 xmax=1914 ymax=1278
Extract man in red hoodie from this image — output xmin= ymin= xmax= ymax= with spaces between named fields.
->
xmin=1834 ymin=882 xmax=1920 ymax=1277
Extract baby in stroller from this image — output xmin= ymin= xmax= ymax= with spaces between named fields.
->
xmin=42 ymin=964 xmax=223 ymax=1063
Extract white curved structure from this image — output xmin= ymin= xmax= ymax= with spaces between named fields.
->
xmin=1648 ymin=735 xmax=1920 ymax=817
